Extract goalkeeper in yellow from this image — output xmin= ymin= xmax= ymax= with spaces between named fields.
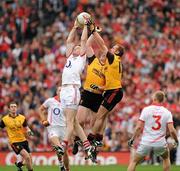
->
xmin=0 ymin=102 xmax=34 ymax=171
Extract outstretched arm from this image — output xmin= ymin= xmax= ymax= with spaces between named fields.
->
xmin=80 ymin=24 xmax=88 ymax=56
xmin=86 ymin=34 xmax=95 ymax=57
xmin=66 ymin=20 xmax=79 ymax=57
xmin=93 ymin=32 xmax=108 ymax=53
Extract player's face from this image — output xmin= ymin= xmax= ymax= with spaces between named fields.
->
xmin=73 ymin=46 xmax=81 ymax=56
xmin=9 ymin=104 xmax=17 ymax=114
xmin=111 ymin=45 xmax=119 ymax=54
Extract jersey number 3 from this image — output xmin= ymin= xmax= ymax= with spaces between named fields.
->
xmin=152 ymin=115 xmax=161 ymax=130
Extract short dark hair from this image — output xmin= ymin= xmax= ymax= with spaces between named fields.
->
xmin=115 ymin=44 xmax=125 ymax=57
xmin=153 ymin=91 xmax=165 ymax=103
xmin=8 ymin=101 xmax=18 ymax=108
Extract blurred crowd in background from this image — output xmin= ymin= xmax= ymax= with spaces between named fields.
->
xmin=0 ymin=0 xmax=180 ymax=165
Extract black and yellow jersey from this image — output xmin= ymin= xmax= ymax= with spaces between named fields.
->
xmin=104 ymin=52 xmax=122 ymax=90
xmin=0 ymin=114 xmax=27 ymax=144
xmin=83 ymin=55 xmax=105 ymax=94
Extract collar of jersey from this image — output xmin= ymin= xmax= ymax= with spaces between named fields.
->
xmin=152 ymin=102 xmax=164 ymax=107
xmin=54 ymin=96 xmax=60 ymax=102
xmin=8 ymin=113 xmax=19 ymax=118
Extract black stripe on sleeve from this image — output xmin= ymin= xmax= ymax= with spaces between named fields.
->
xmin=22 ymin=119 xmax=28 ymax=127
xmin=107 ymin=51 xmax=115 ymax=64
xmin=0 ymin=120 xmax=5 ymax=128
xmin=87 ymin=55 xmax=96 ymax=65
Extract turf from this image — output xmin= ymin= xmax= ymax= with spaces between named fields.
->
xmin=0 ymin=165 xmax=179 ymax=171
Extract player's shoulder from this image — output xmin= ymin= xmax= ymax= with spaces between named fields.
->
xmin=18 ymin=114 xmax=26 ymax=119
xmin=161 ymin=106 xmax=171 ymax=115
xmin=2 ymin=114 xmax=9 ymax=120
xmin=142 ymin=105 xmax=153 ymax=111
xmin=44 ymin=97 xmax=54 ymax=103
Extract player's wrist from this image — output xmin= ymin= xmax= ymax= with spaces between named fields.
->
xmin=42 ymin=120 xmax=50 ymax=127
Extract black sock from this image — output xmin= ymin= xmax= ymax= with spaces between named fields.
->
xmin=87 ymin=133 xmax=96 ymax=142
xmin=16 ymin=161 xmax=24 ymax=167
xmin=74 ymin=136 xmax=80 ymax=142
xmin=95 ymin=133 xmax=103 ymax=141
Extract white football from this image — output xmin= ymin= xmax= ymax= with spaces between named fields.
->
xmin=77 ymin=12 xmax=91 ymax=26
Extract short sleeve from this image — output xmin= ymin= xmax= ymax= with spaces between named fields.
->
xmin=106 ymin=51 xmax=115 ymax=64
xmin=167 ymin=111 xmax=173 ymax=124
xmin=87 ymin=55 xmax=96 ymax=65
xmin=0 ymin=119 xmax=5 ymax=128
xmin=42 ymin=99 xmax=51 ymax=108
xmin=139 ymin=108 xmax=146 ymax=122
xmin=22 ymin=118 xmax=28 ymax=127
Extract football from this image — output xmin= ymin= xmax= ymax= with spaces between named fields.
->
xmin=77 ymin=12 xmax=91 ymax=26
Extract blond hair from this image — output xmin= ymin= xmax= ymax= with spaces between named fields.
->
xmin=152 ymin=90 xmax=165 ymax=103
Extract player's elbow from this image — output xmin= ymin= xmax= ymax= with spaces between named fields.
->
xmin=136 ymin=126 xmax=143 ymax=135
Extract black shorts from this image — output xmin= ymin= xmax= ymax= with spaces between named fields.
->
xmin=102 ymin=88 xmax=123 ymax=111
xmin=11 ymin=140 xmax=30 ymax=155
xmin=79 ymin=89 xmax=103 ymax=112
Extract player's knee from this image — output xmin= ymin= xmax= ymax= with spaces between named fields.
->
xmin=24 ymin=154 xmax=31 ymax=163
xmin=78 ymin=118 xmax=85 ymax=126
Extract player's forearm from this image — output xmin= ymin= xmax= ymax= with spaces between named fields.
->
xmin=131 ymin=127 xmax=142 ymax=140
xmin=93 ymin=32 xmax=108 ymax=52
xmin=170 ymin=128 xmax=179 ymax=143
xmin=25 ymin=126 xmax=31 ymax=132
xmin=86 ymin=34 xmax=94 ymax=47
xmin=81 ymin=25 xmax=88 ymax=42
xmin=80 ymin=25 xmax=88 ymax=55
xmin=39 ymin=112 xmax=47 ymax=122
xmin=39 ymin=107 xmax=47 ymax=122
xmin=66 ymin=27 xmax=77 ymax=44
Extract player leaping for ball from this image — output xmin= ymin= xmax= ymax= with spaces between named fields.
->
xmin=127 ymin=91 xmax=179 ymax=171
xmin=85 ymin=22 xmax=124 ymax=147
xmin=55 ymin=19 xmax=97 ymax=162
xmin=39 ymin=87 xmax=70 ymax=171
xmin=72 ymin=28 xmax=106 ymax=155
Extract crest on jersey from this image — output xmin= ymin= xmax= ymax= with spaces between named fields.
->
xmin=53 ymin=108 xmax=61 ymax=115
xmin=65 ymin=60 xmax=72 ymax=68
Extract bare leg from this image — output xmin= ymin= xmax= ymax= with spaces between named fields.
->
xmin=127 ymin=153 xmax=144 ymax=171
xmin=20 ymin=149 xmax=33 ymax=171
xmin=76 ymin=106 xmax=91 ymax=128
xmin=63 ymin=150 xmax=70 ymax=170
xmin=92 ymin=105 xmax=109 ymax=134
xmin=49 ymin=136 xmax=69 ymax=169
xmin=74 ymin=117 xmax=88 ymax=142
xmin=64 ymin=108 xmax=77 ymax=142
xmin=161 ymin=149 xmax=171 ymax=171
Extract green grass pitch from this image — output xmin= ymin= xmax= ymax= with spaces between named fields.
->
xmin=0 ymin=165 xmax=179 ymax=171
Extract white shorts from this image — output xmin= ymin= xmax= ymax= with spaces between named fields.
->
xmin=47 ymin=125 xmax=66 ymax=140
xmin=60 ymin=85 xmax=80 ymax=109
xmin=136 ymin=144 xmax=168 ymax=157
